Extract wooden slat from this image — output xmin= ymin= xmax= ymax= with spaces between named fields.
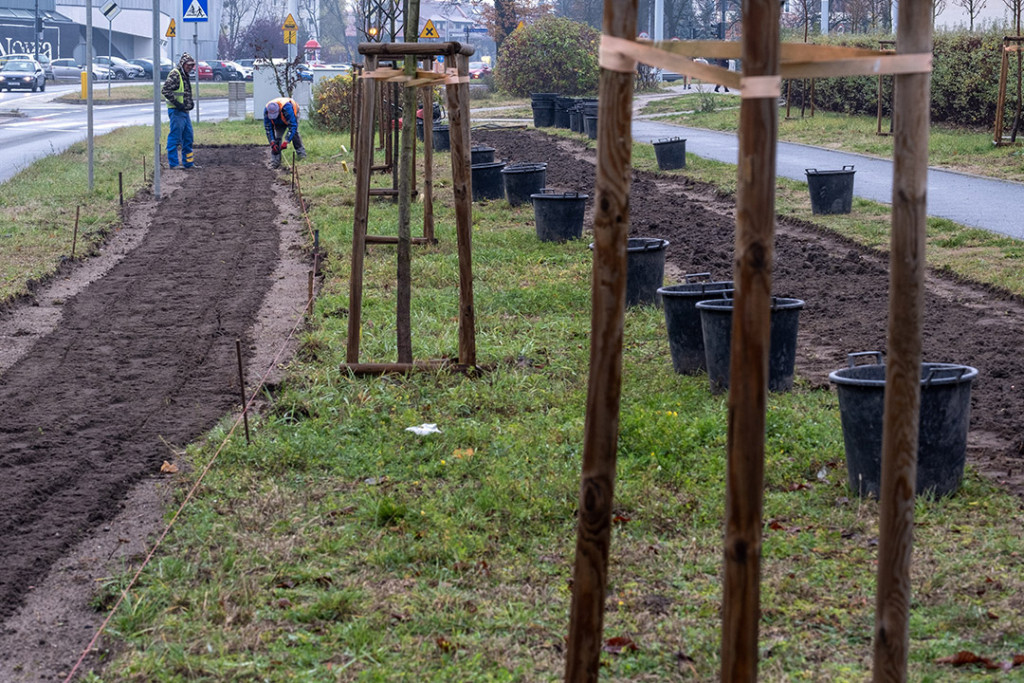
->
xmin=346 ymin=54 xmax=379 ymax=364
xmin=872 ymin=5 xmax=932 ymax=682
xmin=445 ymin=52 xmax=476 ymax=366
xmin=359 ymin=41 xmax=474 ymax=57
xmin=365 ymin=235 xmax=434 ymax=244
xmin=564 ymin=0 xmax=637 ymax=680
xmin=720 ymin=1 xmax=780 ymax=681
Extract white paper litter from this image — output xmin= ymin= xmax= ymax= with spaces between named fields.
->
xmin=405 ymin=423 xmax=441 ymax=435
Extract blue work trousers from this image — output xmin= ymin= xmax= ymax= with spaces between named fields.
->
xmin=166 ymin=108 xmax=194 ymax=168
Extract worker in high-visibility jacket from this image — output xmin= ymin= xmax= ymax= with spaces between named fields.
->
xmin=161 ymin=53 xmax=197 ymax=169
xmin=263 ymin=97 xmax=307 ymax=169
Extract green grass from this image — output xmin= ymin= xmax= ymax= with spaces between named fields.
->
xmin=53 ymin=81 xmax=254 ymax=104
xmin=5 ymin=119 xmax=1024 ymax=681
xmin=640 ymin=95 xmax=1024 ymax=183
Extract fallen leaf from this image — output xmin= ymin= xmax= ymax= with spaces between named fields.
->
xmin=768 ymin=519 xmax=786 ymax=531
xmin=676 ymin=651 xmax=698 ymax=675
xmin=612 ymin=515 xmax=631 ymax=525
xmin=602 ymin=636 xmax=639 ymax=655
xmin=935 ymin=650 xmax=1000 ymax=669
xmin=436 ymin=636 xmax=455 ymax=653
xmin=788 ymin=482 xmax=810 ymax=491
xmin=160 ymin=460 xmax=178 ymax=473
xmin=453 ymin=447 xmax=474 ymax=459
xmin=275 ymin=598 xmax=293 ymax=609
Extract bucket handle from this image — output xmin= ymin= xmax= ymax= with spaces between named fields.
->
xmin=633 ymin=238 xmax=668 ymax=252
xmin=923 ymin=365 xmax=968 ymax=386
xmin=805 ymin=168 xmax=817 ymax=174
xmin=846 ymin=351 xmax=883 ymax=368
xmin=843 ymin=165 xmax=855 ymax=171
xmin=683 ymin=272 xmax=711 ymax=282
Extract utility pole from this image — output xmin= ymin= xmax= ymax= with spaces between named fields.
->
xmin=34 ymin=0 xmax=39 ymax=60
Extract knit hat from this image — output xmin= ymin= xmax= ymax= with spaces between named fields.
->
xmin=180 ymin=52 xmax=195 ymax=68
xmin=266 ymin=101 xmax=280 ymax=119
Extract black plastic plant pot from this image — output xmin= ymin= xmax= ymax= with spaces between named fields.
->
xmin=416 ymin=118 xmax=424 ymax=142
xmin=590 ymin=237 xmax=670 ymax=307
xmin=653 ymin=137 xmax=686 ymax=171
xmin=584 ymin=115 xmax=598 ymax=139
xmin=530 ymin=93 xmax=558 ymax=128
xmin=471 ymin=161 xmax=507 ymax=202
xmin=829 ymin=352 xmax=977 ymax=498
xmin=806 ymin=165 xmax=855 ymax=215
xmin=471 ymin=146 xmax=495 ymax=165
xmin=531 ymin=190 xmax=588 ymax=242
xmin=501 ymin=163 xmax=547 ymax=207
xmin=433 ymin=125 xmax=451 ymax=152
xmin=696 ymin=296 xmax=804 ymax=394
xmin=657 ymin=275 xmax=734 ymax=374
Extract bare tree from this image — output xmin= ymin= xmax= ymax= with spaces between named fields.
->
xmin=298 ymin=0 xmax=321 ymax=40
xmin=932 ymin=0 xmax=948 ymax=26
xmin=952 ymin=0 xmax=987 ymax=29
xmin=222 ymin=0 xmax=261 ymax=57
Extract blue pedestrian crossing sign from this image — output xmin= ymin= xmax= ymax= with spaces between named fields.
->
xmin=183 ymin=0 xmax=208 ymax=22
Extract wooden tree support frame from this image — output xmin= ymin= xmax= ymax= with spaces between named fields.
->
xmin=344 ymin=41 xmax=476 ymax=376
xmin=877 ymin=40 xmax=895 ymax=136
xmin=993 ymin=37 xmax=1024 ymax=146
xmin=567 ymin=8 xmax=932 ymax=681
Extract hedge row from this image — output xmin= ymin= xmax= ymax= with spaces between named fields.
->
xmin=788 ymin=29 xmax=1019 ymax=128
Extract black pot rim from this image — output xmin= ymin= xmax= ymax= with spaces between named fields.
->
xmin=829 ymin=361 xmax=978 ymax=387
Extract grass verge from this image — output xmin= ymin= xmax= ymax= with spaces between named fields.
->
xmin=4 ymin=120 xmax=1024 ymax=681
xmin=53 ymin=81 xmax=254 ymax=104
xmin=640 ymin=95 xmax=1024 ymax=183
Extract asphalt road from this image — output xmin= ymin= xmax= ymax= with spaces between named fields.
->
xmin=632 ymin=108 xmax=1024 ymax=241
xmin=0 ymin=82 xmax=243 ymax=185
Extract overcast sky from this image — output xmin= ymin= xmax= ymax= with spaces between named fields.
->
xmin=935 ymin=1 xmax=1020 ymax=30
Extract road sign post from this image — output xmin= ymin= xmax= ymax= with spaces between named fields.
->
xmin=100 ymin=0 xmax=119 ymax=97
xmin=182 ymin=0 xmax=207 ymax=122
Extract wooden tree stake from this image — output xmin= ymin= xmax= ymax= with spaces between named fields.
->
xmin=872 ymin=5 xmax=932 ymax=682
xmin=565 ymin=0 xmax=637 ymax=678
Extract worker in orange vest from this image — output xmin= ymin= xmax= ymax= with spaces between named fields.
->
xmin=264 ymin=97 xmax=307 ymax=169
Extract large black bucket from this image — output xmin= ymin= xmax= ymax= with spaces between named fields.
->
xmin=590 ymin=237 xmax=670 ymax=307
xmin=829 ymin=352 xmax=978 ymax=498
xmin=569 ymin=107 xmax=582 ymax=133
xmin=471 ymin=146 xmax=495 ymax=165
xmin=806 ymin=165 xmax=855 ymax=215
xmin=502 ymin=162 xmax=547 ymax=207
xmin=657 ymin=275 xmax=734 ymax=374
xmin=653 ymin=137 xmax=686 ymax=171
xmin=532 ymin=190 xmax=588 ymax=242
xmin=471 ymin=161 xmax=507 ymax=201
xmin=584 ymin=115 xmax=598 ymax=139
xmin=531 ymin=92 xmax=558 ymax=128
xmin=416 ymin=118 xmax=424 ymax=142
xmin=696 ymin=297 xmax=804 ymax=393
xmin=433 ymin=125 xmax=451 ymax=152
xmin=554 ymin=97 xmax=575 ymax=128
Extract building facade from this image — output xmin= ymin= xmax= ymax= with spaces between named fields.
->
xmin=1 ymin=0 xmax=222 ymax=65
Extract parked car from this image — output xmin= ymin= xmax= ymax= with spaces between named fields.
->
xmin=207 ymin=60 xmax=245 ymax=81
xmin=0 ymin=59 xmax=47 ymax=91
xmin=51 ymin=58 xmax=114 ymax=80
xmin=94 ymin=55 xmax=145 ymax=80
xmin=226 ymin=60 xmax=251 ymax=80
xmin=236 ymin=58 xmax=256 ymax=70
xmin=296 ymin=63 xmax=313 ymax=82
xmin=129 ymin=58 xmax=173 ymax=80
xmin=196 ymin=61 xmax=213 ymax=81
xmin=468 ymin=61 xmax=491 ymax=79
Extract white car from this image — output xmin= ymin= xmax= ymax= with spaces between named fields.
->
xmin=227 ymin=60 xmax=252 ymax=81
xmin=51 ymin=58 xmax=114 ymax=81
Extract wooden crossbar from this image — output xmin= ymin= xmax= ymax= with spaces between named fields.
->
xmin=599 ymin=36 xmax=931 ymax=93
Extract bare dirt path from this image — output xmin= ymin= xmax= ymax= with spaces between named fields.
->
xmin=475 ymin=128 xmax=1024 ymax=498
xmin=0 ymin=145 xmax=309 ymax=680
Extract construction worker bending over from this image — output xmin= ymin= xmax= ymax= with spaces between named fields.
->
xmin=264 ymin=97 xmax=307 ymax=169
xmin=162 ymin=53 xmax=197 ymax=169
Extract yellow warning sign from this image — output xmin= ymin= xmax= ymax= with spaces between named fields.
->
xmin=165 ymin=18 xmax=176 ymax=37
xmin=284 ymin=29 xmax=297 ymax=45
xmin=420 ymin=19 xmax=439 ymax=39
xmin=516 ymin=21 xmax=525 ymax=31
xmin=282 ymin=13 xmax=298 ymax=30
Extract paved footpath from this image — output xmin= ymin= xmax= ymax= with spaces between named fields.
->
xmin=629 ymin=94 xmax=1024 ymax=241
